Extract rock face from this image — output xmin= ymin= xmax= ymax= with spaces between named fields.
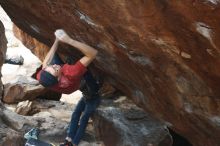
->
xmin=13 ymin=25 xmax=50 ymax=61
xmin=0 ymin=1 xmax=220 ymax=146
xmin=1 ymin=96 xmax=104 ymax=146
xmin=2 ymin=75 xmax=61 ymax=103
xmin=0 ymin=99 xmax=71 ymax=146
xmin=94 ymin=98 xmax=172 ymax=146
xmin=0 ymin=20 xmax=7 ymax=100
xmin=0 ymin=19 xmax=22 ymax=146
xmin=2 ymin=76 xmax=44 ymax=103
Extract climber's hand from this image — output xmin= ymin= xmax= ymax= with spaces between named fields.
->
xmin=54 ymin=29 xmax=71 ymax=43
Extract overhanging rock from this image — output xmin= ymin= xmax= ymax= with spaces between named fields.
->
xmin=0 ymin=1 xmax=220 ymax=146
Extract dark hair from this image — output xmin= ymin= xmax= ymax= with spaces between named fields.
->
xmin=39 ymin=70 xmax=58 ymax=87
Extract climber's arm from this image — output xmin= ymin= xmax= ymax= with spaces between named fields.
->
xmin=56 ymin=30 xmax=97 ymax=67
xmin=42 ymin=38 xmax=59 ymax=68
xmin=66 ymin=39 xmax=98 ymax=66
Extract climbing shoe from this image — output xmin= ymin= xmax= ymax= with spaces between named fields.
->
xmin=59 ymin=140 xmax=74 ymax=146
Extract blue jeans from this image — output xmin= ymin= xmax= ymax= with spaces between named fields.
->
xmin=67 ymin=96 xmax=100 ymax=145
xmin=67 ymin=70 xmax=100 ymax=145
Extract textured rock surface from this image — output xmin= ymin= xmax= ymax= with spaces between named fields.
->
xmin=94 ymin=98 xmax=172 ymax=146
xmin=0 ymin=99 xmax=71 ymax=146
xmin=1 ymin=1 xmax=220 ymax=146
xmin=2 ymin=75 xmax=61 ymax=103
xmin=0 ymin=19 xmax=22 ymax=146
xmin=1 ymin=98 xmax=104 ymax=146
xmin=0 ymin=20 xmax=7 ymax=100
xmin=0 ymin=20 xmax=23 ymax=146
xmin=13 ymin=24 xmax=50 ymax=61
xmin=2 ymin=76 xmax=44 ymax=103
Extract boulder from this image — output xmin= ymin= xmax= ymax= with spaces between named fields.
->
xmin=1 ymin=97 xmax=105 ymax=146
xmin=15 ymin=100 xmax=35 ymax=116
xmin=93 ymin=98 xmax=172 ymax=146
xmin=0 ymin=99 xmax=72 ymax=145
xmin=2 ymin=75 xmax=62 ymax=103
xmin=0 ymin=18 xmax=24 ymax=146
xmin=0 ymin=20 xmax=7 ymax=101
xmin=2 ymin=76 xmax=44 ymax=103
xmin=0 ymin=1 xmax=220 ymax=145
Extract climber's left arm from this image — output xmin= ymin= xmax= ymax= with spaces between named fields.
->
xmin=42 ymin=38 xmax=59 ymax=68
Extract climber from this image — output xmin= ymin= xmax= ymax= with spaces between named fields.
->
xmin=36 ymin=29 xmax=100 ymax=146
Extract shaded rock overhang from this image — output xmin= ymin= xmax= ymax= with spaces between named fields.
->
xmin=0 ymin=1 xmax=220 ymax=146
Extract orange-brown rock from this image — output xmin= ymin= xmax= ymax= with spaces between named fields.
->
xmin=2 ymin=77 xmax=62 ymax=104
xmin=13 ymin=24 xmax=50 ymax=61
xmin=2 ymin=76 xmax=44 ymax=104
xmin=1 ymin=1 xmax=220 ymax=146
